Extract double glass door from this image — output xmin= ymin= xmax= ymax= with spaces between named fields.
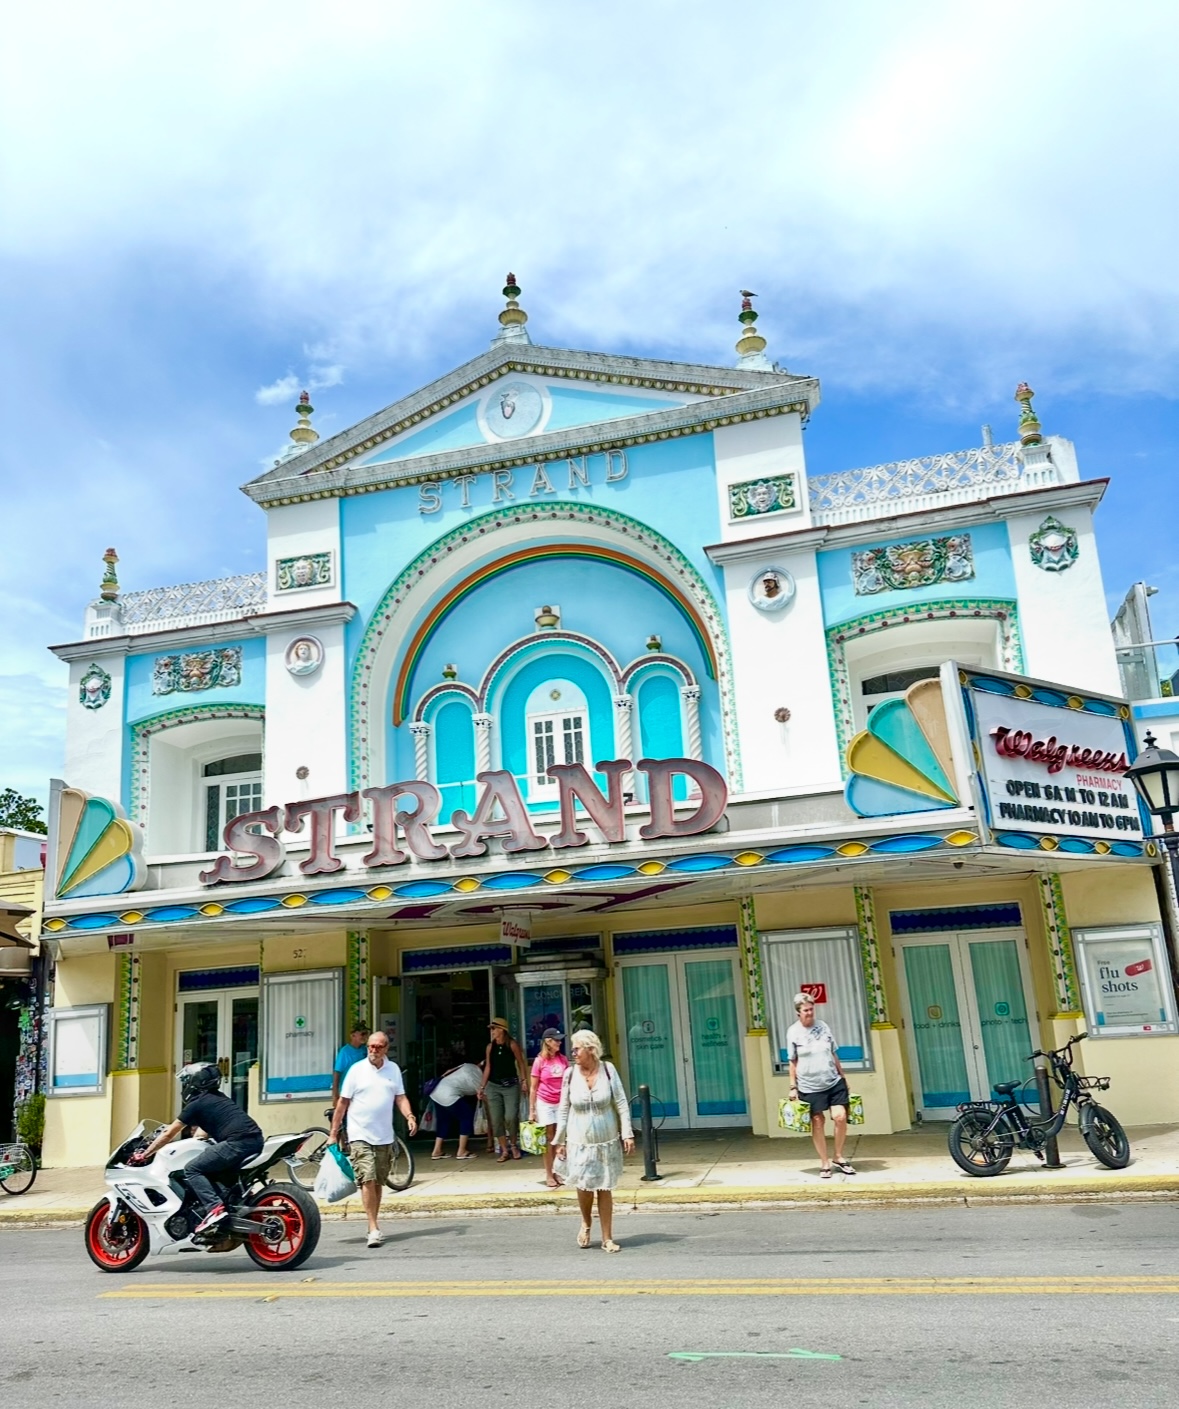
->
xmin=617 ymin=951 xmax=749 ymax=1129
xmin=899 ymin=930 xmax=1035 ymax=1120
xmin=177 ymin=988 xmax=259 ymax=1111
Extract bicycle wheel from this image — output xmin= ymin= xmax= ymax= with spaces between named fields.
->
xmin=284 ymin=1128 xmax=330 ymax=1192
xmin=384 ymin=1136 xmax=415 ymax=1192
xmin=0 ymin=1143 xmax=37 ymax=1195
xmin=948 ymin=1111 xmax=1013 ymax=1177
xmin=1082 ymin=1105 xmax=1130 ymax=1169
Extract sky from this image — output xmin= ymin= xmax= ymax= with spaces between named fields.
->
xmin=2 ymin=1 xmax=1177 ymax=810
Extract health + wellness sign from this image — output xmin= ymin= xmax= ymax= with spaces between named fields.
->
xmin=964 ymin=674 xmax=1145 ymax=847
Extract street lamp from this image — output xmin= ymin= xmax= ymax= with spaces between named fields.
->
xmin=1126 ymin=732 xmax=1179 ymax=896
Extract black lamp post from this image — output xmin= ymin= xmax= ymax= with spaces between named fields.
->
xmin=1126 ymin=732 xmax=1179 ymax=897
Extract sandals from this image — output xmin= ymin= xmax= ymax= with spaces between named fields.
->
xmin=496 ymin=1150 xmax=511 ymax=1163
xmin=577 ymin=1224 xmax=592 ymax=1248
xmin=601 ymin=1239 xmax=621 ymax=1253
xmin=510 ymin=1147 xmax=523 ymax=1160
xmin=833 ymin=1159 xmax=856 ymax=1175
xmin=455 ymin=1153 xmax=477 ymax=1162
xmin=819 ymin=1165 xmax=833 ymax=1179
xmin=430 ymin=1154 xmax=451 ymax=1160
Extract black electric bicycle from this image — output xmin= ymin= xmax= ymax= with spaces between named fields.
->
xmin=947 ymin=1032 xmax=1130 ymax=1176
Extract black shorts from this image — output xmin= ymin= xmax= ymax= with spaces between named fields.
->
xmin=801 ymin=1078 xmax=849 ymax=1117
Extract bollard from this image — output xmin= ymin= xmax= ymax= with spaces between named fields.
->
xmin=1033 ymin=1056 xmax=1062 ymax=1168
xmin=638 ymin=1084 xmax=661 ymax=1181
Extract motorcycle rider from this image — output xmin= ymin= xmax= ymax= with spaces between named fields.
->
xmin=131 ymin=1062 xmax=264 ymax=1236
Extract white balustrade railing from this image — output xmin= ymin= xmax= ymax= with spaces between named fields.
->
xmin=119 ymin=571 xmax=267 ymax=635
xmin=808 ymin=441 xmax=1058 ymax=525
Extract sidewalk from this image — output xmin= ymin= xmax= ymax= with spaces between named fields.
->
xmin=6 ymin=1124 xmax=1179 ymax=1225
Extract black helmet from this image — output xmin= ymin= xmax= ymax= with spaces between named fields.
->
xmin=179 ymin=1061 xmax=221 ymax=1105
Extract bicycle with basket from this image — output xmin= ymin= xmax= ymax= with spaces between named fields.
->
xmin=947 ymin=1031 xmax=1130 ymax=1176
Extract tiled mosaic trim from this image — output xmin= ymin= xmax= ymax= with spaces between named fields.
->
xmin=826 ymin=599 xmax=1024 ymax=765
xmin=347 ymin=930 xmax=370 ymax=1031
xmin=737 ymin=896 xmax=767 ymax=1034
xmin=854 ymin=885 xmax=889 ymax=1026
xmin=130 ymin=704 xmax=265 ymax=822
xmin=43 ymin=828 xmax=980 ymax=935
xmin=348 ymin=502 xmax=742 ymax=792
xmin=113 ymin=952 xmax=140 ymax=1071
xmin=1038 ymin=873 xmax=1081 ymax=1014
xmin=852 ymin=534 xmax=974 ymax=596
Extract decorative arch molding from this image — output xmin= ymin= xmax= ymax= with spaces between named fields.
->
xmin=479 ymin=632 xmax=623 ymax=716
xmin=128 ymin=703 xmax=266 ymax=823
xmin=349 ymin=502 xmax=738 ymax=792
xmin=417 ymin=682 xmax=479 ymax=723
xmin=825 ymin=598 xmax=1023 ymax=765
xmin=621 ymin=655 xmax=697 ymax=691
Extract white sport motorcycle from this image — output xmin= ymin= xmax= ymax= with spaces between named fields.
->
xmin=85 ymin=1119 xmax=321 ymax=1274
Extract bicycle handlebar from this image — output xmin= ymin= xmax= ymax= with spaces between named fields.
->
xmin=1026 ymin=1032 xmax=1088 ymax=1063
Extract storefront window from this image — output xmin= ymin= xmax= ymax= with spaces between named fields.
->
xmin=260 ymin=969 xmax=341 ymax=1101
xmin=762 ymin=927 xmax=872 ymax=1073
xmin=1073 ymin=924 xmax=1178 ymax=1037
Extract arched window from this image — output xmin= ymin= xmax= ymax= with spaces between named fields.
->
xmin=433 ymin=699 xmax=477 ymax=815
xmin=844 ymin=617 xmax=1002 ymax=732
xmin=202 ymin=752 xmax=263 ymax=851
xmin=523 ymin=679 xmax=589 ymax=805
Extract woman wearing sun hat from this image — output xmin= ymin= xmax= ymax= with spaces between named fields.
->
xmin=479 ymin=1017 xmax=530 ymax=1161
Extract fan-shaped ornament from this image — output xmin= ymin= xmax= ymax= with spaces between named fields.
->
xmin=845 ymin=680 xmax=961 ymax=817
xmin=53 ymin=787 xmax=146 ymax=899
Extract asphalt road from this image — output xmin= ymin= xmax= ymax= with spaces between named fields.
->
xmin=3 ymin=1201 xmax=1179 ymax=1408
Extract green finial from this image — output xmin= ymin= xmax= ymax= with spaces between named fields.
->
xmin=1014 ymin=382 xmax=1042 ymax=446
xmin=736 ymin=289 xmax=768 ymax=360
xmin=100 ymin=547 xmax=120 ymax=601
xmin=290 ymin=389 xmax=319 ymax=446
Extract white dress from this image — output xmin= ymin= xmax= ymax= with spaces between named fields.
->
xmin=554 ymin=1061 xmax=634 ymax=1191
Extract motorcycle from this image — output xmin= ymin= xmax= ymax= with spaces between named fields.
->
xmin=84 ymin=1119 xmax=321 ymax=1274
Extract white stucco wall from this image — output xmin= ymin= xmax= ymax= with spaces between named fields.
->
xmin=266 ymin=499 xmax=343 ymax=609
xmin=263 ymin=620 xmax=350 ymax=806
xmin=712 ymin=414 xmax=810 ymax=544
xmin=63 ymin=653 xmax=127 ymax=801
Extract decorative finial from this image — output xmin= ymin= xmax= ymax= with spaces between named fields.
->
xmin=535 ymin=605 xmax=560 ymax=630
xmin=493 ymin=272 xmax=532 ymax=345
xmin=735 ymin=290 xmax=772 ymax=370
xmin=441 ymin=663 xmax=458 ymax=680
xmin=289 ymin=390 xmax=319 ymax=446
xmin=100 ymin=547 xmax=120 ymax=601
xmin=1014 ymin=382 xmax=1042 ymax=446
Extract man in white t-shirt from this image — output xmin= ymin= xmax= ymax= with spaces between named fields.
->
xmin=329 ymin=1031 xmax=417 ymax=1247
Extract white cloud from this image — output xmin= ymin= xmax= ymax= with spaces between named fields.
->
xmin=309 ymin=364 xmax=344 ymax=392
xmin=255 ymin=372 xmax=300 ymax=407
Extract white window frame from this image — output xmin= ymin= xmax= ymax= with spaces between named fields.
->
xmin=47 ymin=1004 xmax=110 ymax=1098
xmin=845 ymin=619 xmax=1000 ymax=732
xmin=202 ymin=756 xmax=264 ymax=852
xmin=526 ymin=707 xmax=587 ymax=801
xmin=761 ymin=927 xmax=873 ymax=1074
xmin=1073 ymin=923 xmax=1178 ymax=1038
xmin=260 ymin=969 xmax=343 ymax=1102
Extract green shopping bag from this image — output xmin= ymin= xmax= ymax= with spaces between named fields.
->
xmin=518 ymin=1120 xmax=547 ymax=1156
xmin=777 ymin=1098 xmax=814 ymax=1134
xmin=846 ymin=1092 xmax=865 ymax=1125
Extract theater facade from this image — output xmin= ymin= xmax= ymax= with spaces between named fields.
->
xmin=39 ymin=285 xmax=1179 ymax=1165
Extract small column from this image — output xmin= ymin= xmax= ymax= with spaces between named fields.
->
xmin=854 ymin=885 xmax=890 ymax=1027
xmin=738 ymin=896 xmax=767 ymax=1035
xmin=612 ymin=694 xmax=634 ymax=761
xmin=473 ymin=713 xmax=494 ymax=775
xmin=409 ymin=722 xmax=432 ymax=780
xmin=347 ymin=931 xmax=370 ymax=1031
xmin=1038 ymin=874 xmax=1082 ymax=1016
xmin=680 ymin=685 xmax=703 ymax=760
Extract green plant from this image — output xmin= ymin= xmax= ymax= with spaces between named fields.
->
xmin=16 ymin=1092 xmax=45 ymax=1148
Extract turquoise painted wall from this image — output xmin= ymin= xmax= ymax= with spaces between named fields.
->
xmin=817 ymin=521 xmax=1016 ymax=628
xmin=123 ymin=637 xmax=266 ymax=725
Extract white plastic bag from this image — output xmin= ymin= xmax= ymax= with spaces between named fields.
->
xmin=313 ymin=1143 xmax=357 ymax=1203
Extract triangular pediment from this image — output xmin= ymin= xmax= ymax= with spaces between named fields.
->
xmin=244 ymin=342 xmax=818 ymax=506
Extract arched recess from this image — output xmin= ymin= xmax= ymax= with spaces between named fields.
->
xmin=127 ymin=703 xmax=266 ymax=852
xmin=349 ymin=502 xmax=737 ymax=792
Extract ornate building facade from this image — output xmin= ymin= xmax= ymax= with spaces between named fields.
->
xmin=39 ymin=284 xmax=1179 ymax=1164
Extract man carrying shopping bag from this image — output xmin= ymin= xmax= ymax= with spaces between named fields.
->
xmin=329 ymin=1031 xmax=417 ymax=1248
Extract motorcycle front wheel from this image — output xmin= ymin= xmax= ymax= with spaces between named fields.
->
xmin=85 ymin=1199 xmax=150 ymax=1273
xmin=1082 ymin=1104 xmax=1131 ymax=1169
xmin=242 ymin=1183 xmax=321 ymax=1271
xmin=948 ymin=1110 xmax=1013 ymax=1177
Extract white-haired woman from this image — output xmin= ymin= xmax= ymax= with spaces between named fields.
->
xmin=553 ymin=1030 xmax=634 ymax=1252
xmin=786 ymin=993 xmax=854 ymax=1178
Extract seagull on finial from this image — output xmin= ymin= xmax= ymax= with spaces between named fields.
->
xmin=739 ymin=290 xmax=758 ymax=298
xmin=740 ymin=289 xmax=758 ymax=313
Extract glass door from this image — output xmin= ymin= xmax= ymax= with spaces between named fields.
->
xmin=899 ymin=930 xmax=1036 ymax=1120
xmin=177 ymin=988 xmax=259 ymax=1111
xmin=617 ymin=951 xmax=750 ymax=1129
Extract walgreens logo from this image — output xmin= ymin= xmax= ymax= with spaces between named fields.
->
xmin=990 ymin=726 xmax=1129 ymax=777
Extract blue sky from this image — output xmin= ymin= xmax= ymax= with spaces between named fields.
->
xmin=2 ymin=1 xmax=1177 ymax=808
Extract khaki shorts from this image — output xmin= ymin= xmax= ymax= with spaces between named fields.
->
xmin=348 ymin=1140 xmax=392 ymax=1185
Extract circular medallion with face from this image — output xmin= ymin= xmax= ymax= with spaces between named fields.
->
xmin=748 ymin=566 xmax=796 ymax=613
xmin=483 ymin=381 xmax=545 ymax=440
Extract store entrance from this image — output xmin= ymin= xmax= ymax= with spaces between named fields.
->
xmin=616 ymin=950 xmax=750 ymax=1130
xmin=175 ymin=985 xmax=259 ymax=1111
xmin=400 ymin=969 xmax=493 ymax=1109
xmin=897 ymin=928 xmax=1037 ymax=1121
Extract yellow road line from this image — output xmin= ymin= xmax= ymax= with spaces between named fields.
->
xmin=101 ymin=1276 xmax=1179 ymax=1300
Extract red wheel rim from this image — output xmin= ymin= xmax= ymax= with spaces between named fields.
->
xmin=87 ymin=1205 xmax=145 ymax=1268
xmin=245 ymin=1192 xmax=306 ymax=1264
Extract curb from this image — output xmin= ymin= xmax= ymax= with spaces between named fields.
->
xmin=4 ymin=1173 xmax=1178 ymax=1227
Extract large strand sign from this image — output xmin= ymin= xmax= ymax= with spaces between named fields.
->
xmin=199 ymin=757 xmax=727 ymax=886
